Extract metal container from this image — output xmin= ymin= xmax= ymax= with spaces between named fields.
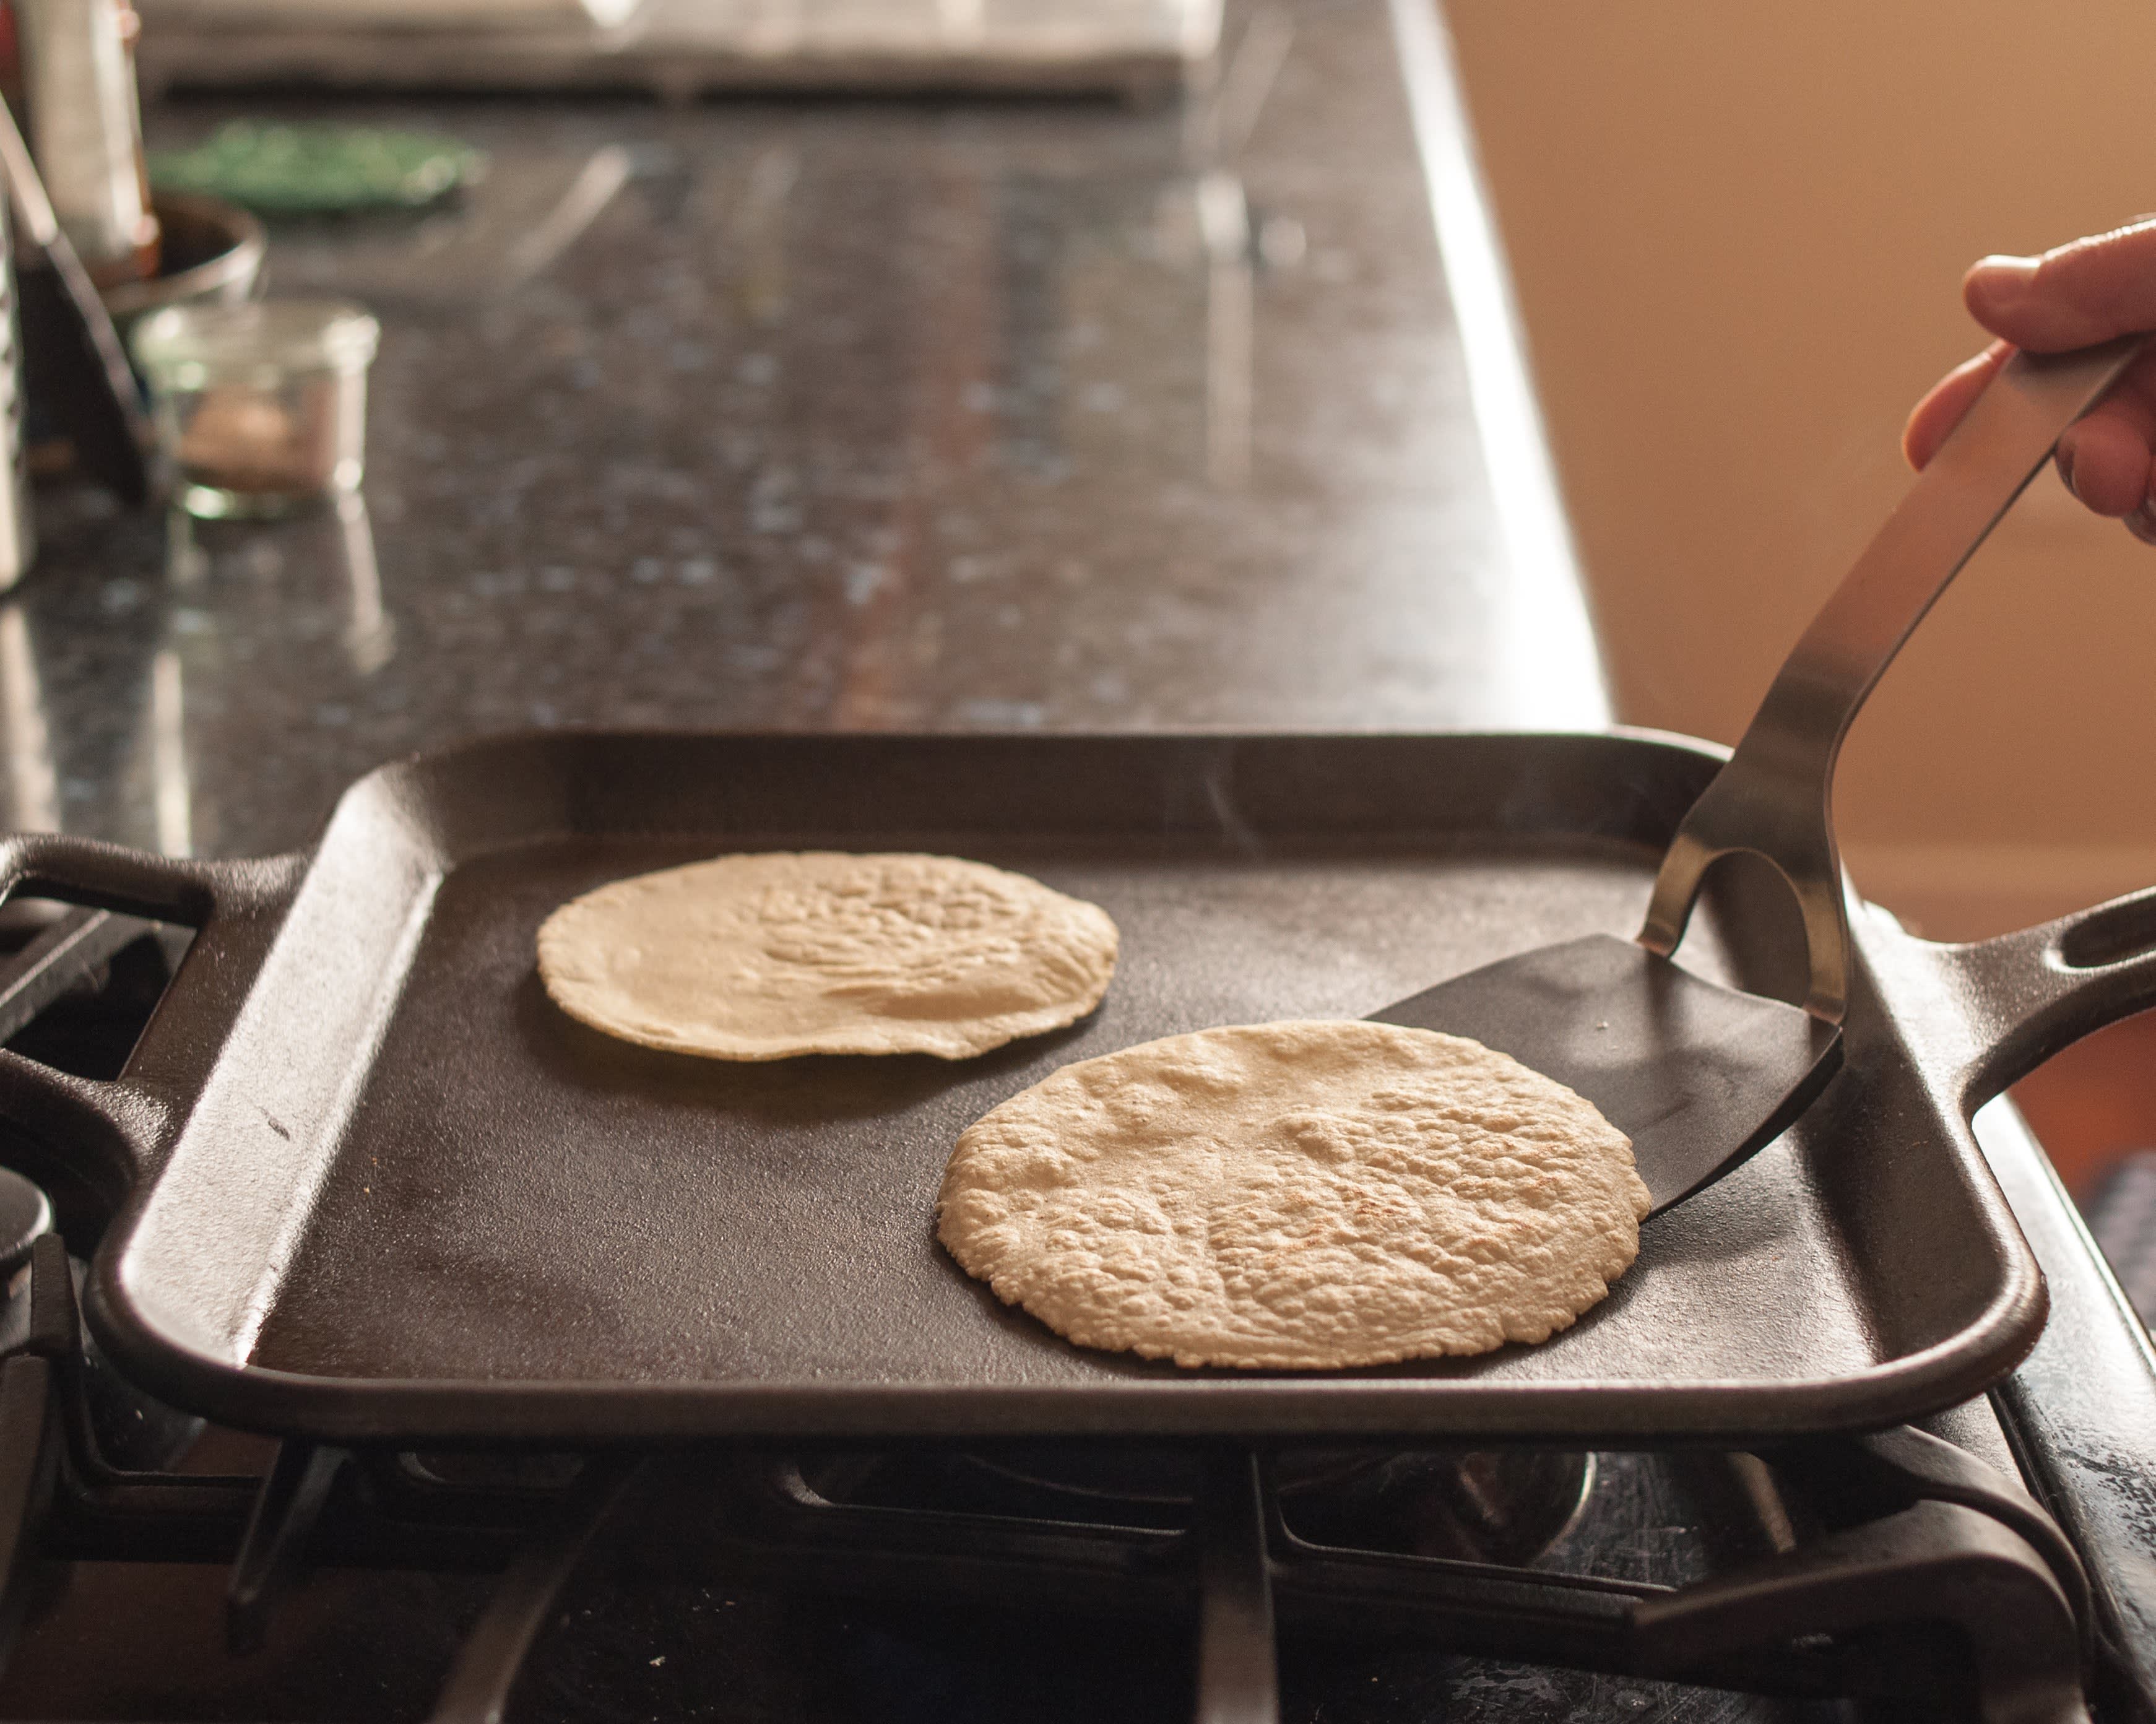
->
xmin=0 ymin=195 xmax=34 ymax=589
xmin=99 ymin=191 xmax=264 ymax=336
xmin=12 ymin=0 xmax=158 ymax=286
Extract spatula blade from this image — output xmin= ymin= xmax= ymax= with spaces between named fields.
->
xmin=1369 ymin=934 xmax=1841 ymax=1216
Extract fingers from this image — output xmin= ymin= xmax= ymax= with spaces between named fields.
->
xmin=2055 ymin=345 xmax=2156 ymax=513
xmin=1903 ymin=340 xmax=2012 ymax=470
xmin=1908 ymin=220 xmax=2156 ymax=543
xmin=1907 ymin=334 xmax=2156 ymax=545
xmin=2057 ymin=397 xmax=2156 ymax=514
xmin=1965 ymin=217 xmax=2156 ymax=349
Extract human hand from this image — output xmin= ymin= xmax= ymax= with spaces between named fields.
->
xmin=1903 ymin=219 xmax=2156 ymax=543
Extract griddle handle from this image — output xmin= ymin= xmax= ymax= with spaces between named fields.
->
xmin=1931 ymin=885 xmax=2156 ymax=1107
xmin=0 ymin=834 xmax=303 ymax=1182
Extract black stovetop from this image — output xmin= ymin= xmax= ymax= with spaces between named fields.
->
xmin=0 ymin=913 xmax=2145 ymax=1724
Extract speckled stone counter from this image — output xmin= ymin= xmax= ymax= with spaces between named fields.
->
xmin=7 ymin=0 xmax=1602 ymax=861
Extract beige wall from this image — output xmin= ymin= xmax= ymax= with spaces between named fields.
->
xmin=1443 ymin=1 xmax=2156 ymax=936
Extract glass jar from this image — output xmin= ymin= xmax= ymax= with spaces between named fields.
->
xmin=130 ymin=297 xmax=379 ymax=519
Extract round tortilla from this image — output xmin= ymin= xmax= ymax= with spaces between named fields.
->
xmin=537 ymin=852 xmax=1119 ymax=1061
xmin=937 ymin=1020 xmax=1648 ymax=1368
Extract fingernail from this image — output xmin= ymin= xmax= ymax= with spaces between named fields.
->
xmin=1968 ymin=254 xmax=2039 ymax=316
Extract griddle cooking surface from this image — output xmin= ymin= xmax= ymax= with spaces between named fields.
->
xmin=249 ymin=844 xmax=1859 ymax=1388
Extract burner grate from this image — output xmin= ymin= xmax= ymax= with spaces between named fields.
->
xmin=0 ymin=1236 xmax=2098 ymax=1724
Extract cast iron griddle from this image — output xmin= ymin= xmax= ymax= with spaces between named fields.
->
xmin=4 ymin=731 xmax=2154 ymax=1445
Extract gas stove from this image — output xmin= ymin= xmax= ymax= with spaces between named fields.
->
xmin=0 ymin=906 xmax=2147 ymax=1724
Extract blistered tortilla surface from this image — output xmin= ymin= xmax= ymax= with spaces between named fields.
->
xmin=937 ymin=1020 xmax=1648 ymax=1368
xmin=537 ymin=852 xmax=1119 ymax=1060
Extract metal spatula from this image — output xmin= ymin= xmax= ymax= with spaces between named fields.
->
xmin=1372 ymin=336 xmax=2144 ymax=1216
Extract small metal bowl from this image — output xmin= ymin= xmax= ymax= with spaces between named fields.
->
xmin=100 ymin=191 xmax=266 ymax=334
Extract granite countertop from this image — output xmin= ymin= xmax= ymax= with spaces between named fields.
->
xmin=7 ymin=0 xmax=1604 ymax=862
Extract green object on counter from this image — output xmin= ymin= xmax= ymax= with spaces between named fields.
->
xmin=148 ymin=121 xmax=481 ymax=215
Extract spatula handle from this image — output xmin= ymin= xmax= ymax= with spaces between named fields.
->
xmin=1640 ymin=336 xmax=2145 ymax=1023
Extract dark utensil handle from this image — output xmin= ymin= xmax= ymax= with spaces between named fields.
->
xmin=0 ymin=101 xmax=157 ymax=508
xmin=0 ymin=834 xmax=300 ymax=1184
xmin=1937 ymin=885 xmax=2156 ymax=1106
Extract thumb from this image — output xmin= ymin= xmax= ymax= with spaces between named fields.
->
xmin=1966 ymin=218 xmax=2156 ymax=350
